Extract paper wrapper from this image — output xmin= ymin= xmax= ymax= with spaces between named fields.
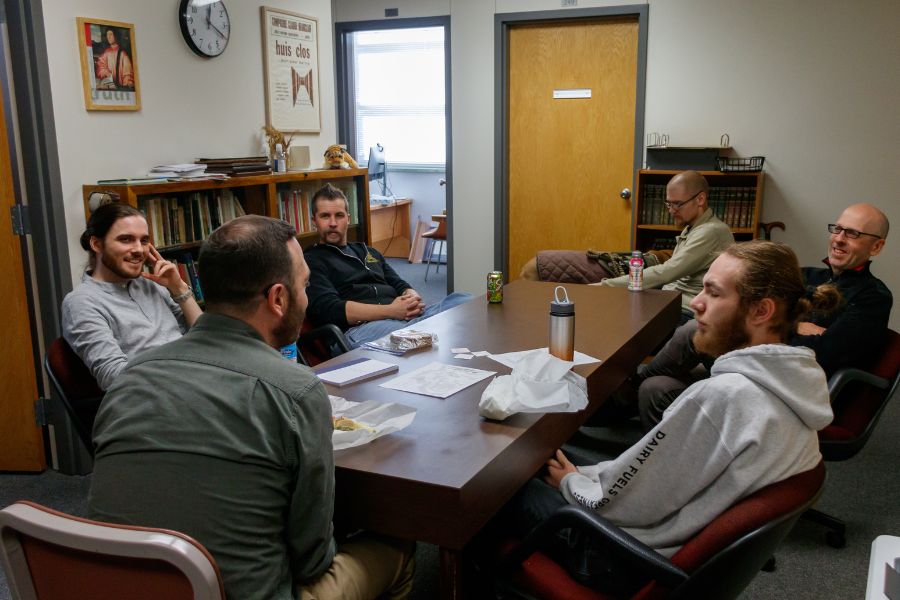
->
xmin=330 ymin=395 xmax=417 ymax=451
xmin=477 ymin=350 xmax=588 ymax=421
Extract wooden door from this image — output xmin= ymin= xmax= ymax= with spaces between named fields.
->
xmin=507 ymin=17 xmax=639 ymax=279
xmin=0 ymin=87 xmax=45 ymax=471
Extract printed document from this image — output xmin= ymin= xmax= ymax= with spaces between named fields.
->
xmin=380 ymin=362 xmax=496 ymax=399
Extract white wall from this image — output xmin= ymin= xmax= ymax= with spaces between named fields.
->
xmin=42 ymin=0 xmax=337 ymax=285
xmin=45 ymin=0 xmax=900 ymax=329
xmin=333 ymin=0 xmax=900 ymax=330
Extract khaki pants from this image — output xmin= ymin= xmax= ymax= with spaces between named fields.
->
xmin=299 ymin=534 xmax=415 ymax=600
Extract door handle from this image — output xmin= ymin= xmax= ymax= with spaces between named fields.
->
xmin=620 ymin=188 xmax=632 ymax=200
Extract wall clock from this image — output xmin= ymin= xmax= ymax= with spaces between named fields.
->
xmin=179 ymin=0 xmax=230 ymax=58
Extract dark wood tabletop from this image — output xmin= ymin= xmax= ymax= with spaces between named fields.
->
xmin=325 ymin=280 xmax=680 ymax=554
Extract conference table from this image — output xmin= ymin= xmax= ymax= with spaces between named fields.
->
xmin=320 ymin=280 xmax=681 ymax=598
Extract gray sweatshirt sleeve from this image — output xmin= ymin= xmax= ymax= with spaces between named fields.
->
xmin=62 ymin=298 xmax=127 ymax=391
xmin=559 ymin=391 xmax=736 ymax=526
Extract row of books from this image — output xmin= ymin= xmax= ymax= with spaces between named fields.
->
xmin=649 ymin=236 xmax=678 ymax=250
xmin=165 ymin=253 xmax=204 ymax=303
xmin=140 ymin=189 xmax=246 ymax=248
xmin=276 ymin=181 xmax=360 ymax=234
xmin=196 ymin=156 xmax=272 ymax=177
xmin=640 ymin=185 xmax=758 ymax=229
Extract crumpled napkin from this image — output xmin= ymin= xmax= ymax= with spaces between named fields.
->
xmin=477 ymin=349 xmax=588 ymax=420
xmin=330 ymin=395 xmax=417 ymax=451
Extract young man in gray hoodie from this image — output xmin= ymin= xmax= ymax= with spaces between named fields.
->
xmin=503 ymin=240 xmax=839 ymax=595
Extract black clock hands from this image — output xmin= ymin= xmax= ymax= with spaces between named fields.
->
xmin=210 ymin=21 xmax=227 ymax=39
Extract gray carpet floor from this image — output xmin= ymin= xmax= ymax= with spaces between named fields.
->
xmin=2 ymin=262 xmax=896 ymax=598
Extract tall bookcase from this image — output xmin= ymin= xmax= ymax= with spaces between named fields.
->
xmin=633 ymin=169 xmax=764 ymax=252
xmin=82 ymin=168 xmax=371 ymax=252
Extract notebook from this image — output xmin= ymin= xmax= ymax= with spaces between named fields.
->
xmin=314 ymin=358 xmax=399 ymax=387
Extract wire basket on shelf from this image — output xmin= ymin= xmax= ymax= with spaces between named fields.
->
xmin=715 ymin=156 xmax=765 ymax=172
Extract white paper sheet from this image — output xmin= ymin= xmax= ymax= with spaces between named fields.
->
xmin=487 ymin=348 xmax=601 ymax=369
xmin=380 ymin=362 xmax=496 ymax=398
xmin=329 ymin=395 xmax=416 ymax=450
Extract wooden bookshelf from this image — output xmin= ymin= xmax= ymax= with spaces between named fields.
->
xmin=633 ymin=169 xmax=764 ymax=251
xmin=82 ymin=168 xmax=372 ymax=251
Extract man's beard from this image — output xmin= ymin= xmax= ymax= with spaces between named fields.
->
xmin=272 ymin=287 xmax=305 ymax=348
xmin=693 ymin=307 xmax=751 ymax=359
xmin=99 ymin=251 xmax=142 ymax=280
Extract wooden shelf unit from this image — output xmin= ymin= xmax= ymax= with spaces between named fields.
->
xmin=633 ymin=169 xmax=764 ymax=252
xmin=82 ymin=168 xmax=372 ymax=251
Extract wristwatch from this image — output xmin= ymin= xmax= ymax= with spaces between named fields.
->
xmin=171 ymin=289 xmax=193 ymax=304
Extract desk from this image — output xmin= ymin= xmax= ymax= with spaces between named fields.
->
xmin=370 ymin=199 xmax=412 ymax=258
xmin=324 ymin=281 xmax=680 ymax=598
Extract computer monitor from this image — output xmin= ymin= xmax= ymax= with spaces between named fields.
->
xmin=367 ymin=143 xmax=387 ymax=195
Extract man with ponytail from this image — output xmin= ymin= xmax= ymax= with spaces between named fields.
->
xmin=501 ymin=241 xmax=835 ymax=595
xmin=62 ymin=203 xmax=202 ymax=390
xmin=633 ymin=203 xmax=891 ymax=429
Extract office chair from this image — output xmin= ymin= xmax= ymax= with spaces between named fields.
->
xmin=44 ymin=337 xmax=104 ymax=455
xmin=421 ymin=216 xmax=447 ymax=282
xmin=0 ymin=501 xmax=225 ymax=600
xmin=297 ymin=322 xmax=352 ymax=367
xmin=492 ymin=461 xmax=825 ymax=600
xmin=804 ymin=328 xmax=900 ymax=548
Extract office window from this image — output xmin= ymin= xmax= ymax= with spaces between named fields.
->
xmin=349 ymin=27 xmax=445 ymax=170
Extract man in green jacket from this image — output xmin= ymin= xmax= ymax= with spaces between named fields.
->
xmin=89 ymin=215 xmax=414 ymax=600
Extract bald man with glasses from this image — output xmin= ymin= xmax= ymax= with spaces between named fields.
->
xmin=521 ymin=171 xmax=733 ymax=323
xmin=593 ymin=170 xmax=734 ymax=323
xmin=632 ymin=203 xmax=892 ymax=430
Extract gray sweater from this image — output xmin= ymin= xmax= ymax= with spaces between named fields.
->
xmin=560 ymin=344 xmax=832 ymax=556
xmin=62 ymin=273 xmax=185 ymax=390
xmin=89 ymin=313 xmax=336 ymax=600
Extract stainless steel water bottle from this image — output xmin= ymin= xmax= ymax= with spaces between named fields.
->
xmin=549 ymin=285 xmax=575 ymax=361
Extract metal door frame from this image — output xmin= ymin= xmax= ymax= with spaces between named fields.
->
xmin=494 ymin=5 xmax=649 ymax=275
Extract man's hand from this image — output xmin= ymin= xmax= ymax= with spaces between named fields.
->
xmin=543 ymin=449 xmax=577 ymax=490
xmin=401 ymin=288 xmax=422 ymax=301
xmin=797 ymin=321 xmax=826 ymax=336
xmin=387 ymin=294 xmax=425 ymax=320
xmin=141 ymin=244 xmax=189 ymax=296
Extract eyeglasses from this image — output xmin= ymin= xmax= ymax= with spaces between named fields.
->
xmin=664 ymin=190 xmax=702 ymax=210
xmin=827 ymin=224 xmax=882 ymax=240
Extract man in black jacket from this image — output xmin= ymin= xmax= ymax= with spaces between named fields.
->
xmin=305 ymin=184 xmax=470 ymax=347
xmin=634 ymin=203 xmax=891 ymax=429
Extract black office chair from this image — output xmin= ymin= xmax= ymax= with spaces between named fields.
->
xmin=44 ymin=338 xmax=104 ymax=456
xmin=804 ymin=328 xmax=900 ymax=548
xmin=296 ymin=322 xmax=352 ymax=367
xmin=491 ymin=462 xmax=825 ymax=600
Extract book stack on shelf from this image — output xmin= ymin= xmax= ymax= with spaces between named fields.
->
xmin=278 ymin=188 xmax=313 ymax=234
xmin=142 ymin=188 xmax=245 ymax=248
xmin=167 ymin=253 xmax=204 ymax=303
xmin=196 ymin=156 xmax=272 ymax=177
xmin=638 ymin=184 xmax=758 ymax=230
xmin=639 ymin=184 xmax=673 ymax=226
xmin=708 ymin=186 xmax=756 ymax=229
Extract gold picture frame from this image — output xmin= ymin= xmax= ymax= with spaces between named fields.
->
xmin=76 ymin=17 xmax=141 ymax=111
xmin=261 ymin=6 xmax=320 ymax=132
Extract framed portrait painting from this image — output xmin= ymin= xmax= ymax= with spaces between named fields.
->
xmin=261 ymin=6 xmax=320 ymax=132
xmin=76 ymin=17 xmax=141 ymax=111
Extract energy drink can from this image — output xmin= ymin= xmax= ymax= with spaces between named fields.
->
xmin=487 ymin=271 xmax=503 ymax=303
